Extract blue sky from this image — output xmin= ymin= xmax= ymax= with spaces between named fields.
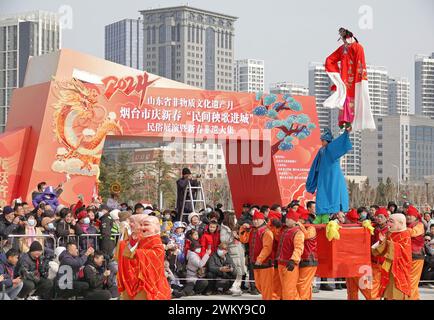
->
xmin=2 ymin=0 xmax=433 ymax=112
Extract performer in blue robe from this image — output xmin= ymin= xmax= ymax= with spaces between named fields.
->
xmin=306 ymin=127 xmax=352 ymax=224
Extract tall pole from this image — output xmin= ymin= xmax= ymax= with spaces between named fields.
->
xmin=393 ymin=164 xmax=400 ymax=201
xmin=425 ymin=182 xmax=429 ymax=204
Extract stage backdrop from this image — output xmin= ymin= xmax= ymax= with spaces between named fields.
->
xmin=0 ymin=49 xmax=321 ymax=213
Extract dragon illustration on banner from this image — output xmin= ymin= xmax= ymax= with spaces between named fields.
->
xmin=51 ymin=78 xmax=123 ymax=177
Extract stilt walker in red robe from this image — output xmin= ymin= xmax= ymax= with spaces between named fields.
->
xmin=324 ymin=27 xmax=376 ymax=131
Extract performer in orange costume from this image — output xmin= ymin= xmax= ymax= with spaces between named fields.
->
xmin=371 ymin=213 xmax=412 ymax=300
xmin=346 ymin=207 xmax=390 ymax=300
xmin=116 ymin=214 xmax=171 ymax=300
xmin=276 ymin=210 xmax=304 ymax=300
xmin=370 ymin=207 xmax=390 ymax=299
xmin=240 ymin=210 xmax=274 ymax=300
xmin=406 ymin=205 xmax=425 ymax=300
xmin=266 ymin=211 xmax=283 ymax=300
xmin=296 ymin=206 xmax=318 ymax=300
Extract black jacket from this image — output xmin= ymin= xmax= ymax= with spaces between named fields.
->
xmin=16 ymin=252 xmax=50 ymax=282
xmin=0 ymin=253 xmax=16 ymax=289
xmin=0 ymin=216 xmax=19 ymax=239
xmin=83 ymin=261 xmax=114 ymax=290
xmin=207 ymin=252 xmax=237 ymax=278
xmin=58 ymin=251 xmax=88 ymax=279
xmin=99 ymin=215 xmax=113 ymax=240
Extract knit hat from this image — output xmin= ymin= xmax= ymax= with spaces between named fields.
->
xmin=285 ymin=210 xmax=300 ymax=222
xmin=55 ymin=204 xmax=67 ymax=215
xmin=252 ymin=210 xmax=265 ymax=220
xmin=29 ymin=241 xmax=43 ymax=252
xmin=375 ymin=207 xmax=389 ymax=218
xmin=109 ymin=209 xmax=120 ymax=221
xmin=3 ymin=206 xmax=14 ymax=215
xmin=77 ymin=210 xmax=88 ymax=220
xmin=267 ymin=210 xmax=282 ymax=222
xmin=119 ymin=211 xmax=132 ymax=222
xmin=406 ymin=206 xmax=421 ymax=219
xmin=346 ymin=209 xmax=359 ymax=222
xmin=188 ymin=212 xmax=200 ymax=223
xmin=297 ymin=206 xmax=310 ymax=221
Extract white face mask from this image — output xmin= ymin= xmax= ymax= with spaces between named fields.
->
xmin=48 ymin=223 xmax=55 ymax=230
xmin=27 ymin=219 xmax=36 ymax=227
xmin=83 ymin=217 xmax=91 ymax=225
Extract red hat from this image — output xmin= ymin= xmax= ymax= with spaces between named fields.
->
xmin=77 ymin=210 xmax=88 ymax=220
xmin=268 ymin=210 xmax=282 ymax=222
xmin=346 ymin=209 xmax=359 ymax=222
xmin=406 ymin=205 xmax=421 ymax=219
xmin=375 ymin=207 xmax=389 ymax=218
xmin=297 ymin=206 xmax=310 ymax=221
xmin=252 ymin=209 xmax=265 ymax=220
xmin=286 ymin=210 xmax=300 ymax=222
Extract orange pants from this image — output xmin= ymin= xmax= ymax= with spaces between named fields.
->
xmin=296 ymin=266 xmax=317 ymax=300
xmin=371 ymin=263 xmax=382 ymax=300
xmin=278 ymin=264 xmax=299 ymax=300
xmin=272 ymin=267 xmax=282 ymax=300
xmin=346 ymin=277 xmax=374 ymax=300
xmin=254 ymin=268 xmax=274 ymax=300
xmin=410 ymin=259 xmax=424 ymax=300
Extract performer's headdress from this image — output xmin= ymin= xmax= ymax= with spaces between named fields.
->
xmin=320 ymin=128 xmax=334 ymax=142
xmin=338 ymin=27 xmax=359 ymax=43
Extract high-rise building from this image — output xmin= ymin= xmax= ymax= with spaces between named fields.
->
xmin=105 ymin=18 xmax=144 ymax=70
xmin=362 ymin=115 xmax=434 ymax=185
xmin=388 ymin=77 xmax=410 ymax=116
xmin=0 ymin=11 xmax=61 ymax=132
xmin=367 ymin=65 xmax=389 ymax=117
xmin=269 ymin=81 xmax=308 ymax=96
xmin=308 ymin=62 xmax=338 ymax=132
xmin=415 ymin=53 xmax=434 ymax=118
xmin=139 ymin=6 xmax=237 ymax=91
xmin=233 ymin=59 xmax=264 ymax=93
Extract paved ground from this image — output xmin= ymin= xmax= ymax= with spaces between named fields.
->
xmin=176 ymin=286 xmax=434 ymax=300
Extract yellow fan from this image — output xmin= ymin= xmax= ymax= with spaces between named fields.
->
xmin=326 ymin=220 xmax=342 ymax=241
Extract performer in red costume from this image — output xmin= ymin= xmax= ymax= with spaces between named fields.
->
xmin=324 ymin=27 xmax=375 ymax=131
xmin=116 ymin=214 xmax=171 ymax=300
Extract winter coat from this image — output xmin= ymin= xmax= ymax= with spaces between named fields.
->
xmin=199 ymin=225 xmax=221 ymax=254
xmin=207 ymin=252 xmax=237 ymax=278
xmin=220 ymin=223 xmax=246 ymax=276
xmin=0 ymin=216 xmax=20 ymax=240
xmin=83 ymin=261 xmax=114 ymax=290
xmin=16 ymin=252 xmax=50 ymax=281
xmin=58 ymin=251 xmax=88 ymax=280
xmin=32 ymin=186 xmax=60 ymax=210
xmin=0 ymin=253 xmax=16 ymax=289
xmin=185 ymin=250 xmax=210 ymax=283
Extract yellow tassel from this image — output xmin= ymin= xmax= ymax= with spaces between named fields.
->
xmin=362 ymin=220 xmax=375 ymax=235
xmin=326 ymin=220 xmax=342 ymax=241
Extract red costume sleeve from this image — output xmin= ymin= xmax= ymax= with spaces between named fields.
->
xmin=325 ymin=45 xmax=343 ymax=91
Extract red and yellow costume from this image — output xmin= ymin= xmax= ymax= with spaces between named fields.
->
xmin=267 ymin=211 xmax=283 ymax=300
xmin=372 ymin=215 xmax=412 ymax=300
xmin=116 ymin=215 xmax=171 ymax=300
xmin=406 ymin=206 xmax=425 ymax=300
xmin=370 ymin=208 xmax=390 ymax=300
xmin=240 ymin=210 xmax=274 ymax=300
xmin=275 ymin=211 xmax=304 ymax=300
xmin=324 ymin=37 xmax=375 ymax=130
xmin=296 ymin=207 xmax=318 ymax=300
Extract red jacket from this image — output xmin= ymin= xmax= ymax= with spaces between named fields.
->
xmin=200 ymin=225 xmax=221 ymax=254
